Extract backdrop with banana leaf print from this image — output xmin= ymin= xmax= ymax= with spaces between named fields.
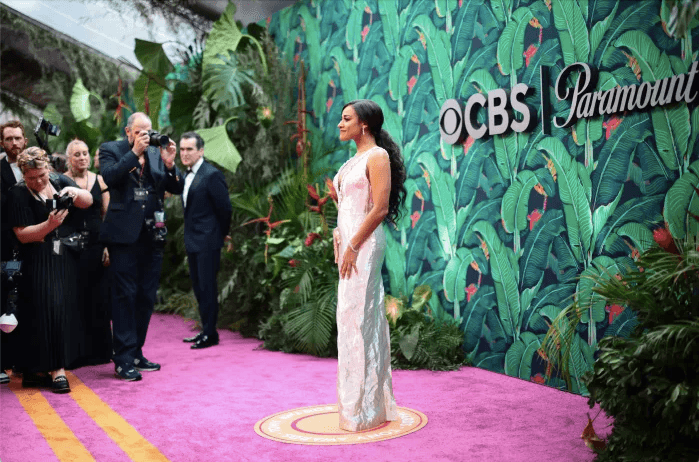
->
xmin=267 ymin=0 xmax=699 ymax=394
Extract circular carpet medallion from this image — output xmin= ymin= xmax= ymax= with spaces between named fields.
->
xmin=254 ymin=404 xmax=427 ymax=445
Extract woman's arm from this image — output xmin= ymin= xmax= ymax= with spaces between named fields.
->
xmin=339 ymin=150 xmax=391 ymax=279
xmin=58 ymin=186 xmax=93 ymax=209
xmin=97 ymin=174 xmax=110 ymax=220
xmin=348 ymin=150 xmax=391 ymax=250
xmin=13 ymin=209 xmax=68 ymax=244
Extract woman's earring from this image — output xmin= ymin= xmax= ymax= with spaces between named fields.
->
xmin=362 ymin=126 xmax=365 ymax=136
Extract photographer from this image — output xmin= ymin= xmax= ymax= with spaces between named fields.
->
xmin=8 ymin=147 xmax=93 ymax=393
xmin=99 ymin=112 xmax=183 ymax=381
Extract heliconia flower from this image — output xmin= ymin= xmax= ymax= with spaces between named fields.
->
xmin=361 ymin=25 xmax=370 ymax=42
xmin=524 ymin=44 xmax=538 ymax=67
xmin=289 ymin=259 xmax=299 ymax=267
xmin=527 ymin=209 xmax=543 ymax=230
xmin=534 ymin=183 xmax=545 ymax=195
xmin=529 ymin=18 xmax=542 ymax=28
xmin=305 ymin=232 xmax=321 ymax=247
xmin=531 ymin=373 xmax=546 ymax=384
xmin=407 ymin=75 xmax=418 ymax=95
xmin=465 ymin=283 xmax=478 ymax=302
xmin=653 ymin=227 xmax=679 ymax=254
xmin=307 ymin=184 xmax=320 ymax=200
xmin=462 ymin=136 xmax=475 ymax=155
xmin=410 ymin=211 xmax=421 ymax=228
xmin=364 ymin=5 xmax=371 ymax=13
xmin=420 ymin=166 xmax=431 ymax=188
xmin=470 ymin=260 xmax=480 ymax=272
xmin=296 ymin=139 xmax=305 ymax=156
xmin=418 ymin=31 xmax=427 ymax=49
xmin=603 ymin=115 xmax=623 ymax=140
xmin=300 ymin=17 xmax=306 ymax=32
xmin=325 ymin=177 xmax=338 ymax=203
xmin=326 ymin=97 xmax=333 ymax=113
xmin=317 ymin=196 xmax=329 ymax=207
xmin=605 ymin=304 xmax=625 ymax=324
xmin=294 ymin=53 xmax=300 ymax=66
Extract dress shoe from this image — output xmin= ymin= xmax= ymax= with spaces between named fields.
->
xmin=0 ymin=371 xmax=9 ymax=384
xmin=52 ymin=375 xmax=70 ymax=394
xmin=133 ymin=356 xmax=161 ymax=371
xmin=114 ymin=364 xmax=142 ymax=381
xmin=191 ymin=334 xmax=219 ymax=349
xmin=183 ymin=332 xmax=203 ymax=343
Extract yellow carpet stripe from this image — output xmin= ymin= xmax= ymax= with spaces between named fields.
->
xmin=66 ymin=371 xmax=171 ymax=462
xmin=8 ymin=378 xmax=95 ymax=462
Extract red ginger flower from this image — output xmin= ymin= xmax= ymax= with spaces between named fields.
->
xmin=305 ymin=232 xmax=321 ymax=247
xmin=653 ymin=227 xmax=679 ymax=254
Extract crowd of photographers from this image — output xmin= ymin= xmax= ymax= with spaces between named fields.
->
xmin=0 ymin=112 xmax=232 ymax=393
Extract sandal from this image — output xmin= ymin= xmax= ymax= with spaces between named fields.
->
xmin=52 ymin=375 xmax=71 ymax=394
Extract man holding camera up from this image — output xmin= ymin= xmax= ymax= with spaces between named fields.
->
xmin=99 ymin=112 xmax=183 ymax=381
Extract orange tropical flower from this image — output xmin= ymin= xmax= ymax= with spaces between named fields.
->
xmin=465 ymin=283 xmax=478 ymax=302
xmin=527 ymin=209 xmax=543 ymax=230
xmin=603 ymin=115 xmax=623 ymax=139
xmin=410 ymin=211 xmax=421 ymax=228
xmin=407 ymin=75 xmax=418 ymax=94
xmin=361 ymin=25 xmax=370 ymax=42
xmin=605 ymin=304 xmax=625 ymax=324
xmin=524 ymin=44 xmax=538 ymax=67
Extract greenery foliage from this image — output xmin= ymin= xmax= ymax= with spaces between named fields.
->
xmin=581 ymin=232 xmax=699 ymax=461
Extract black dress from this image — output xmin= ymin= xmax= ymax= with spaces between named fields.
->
xmin=8 ymin=174 xmax=82 ymax=373
xmin=70 ymin=176 xmax=112 ymax=367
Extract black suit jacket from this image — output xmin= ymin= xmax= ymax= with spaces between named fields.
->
xmin=1 ymin=157 xmax=19 ymax=260
xmin=182 ymin=160 xmax=232 ymax=254
xmin=99 ymin=139 xmax=184 ymax=245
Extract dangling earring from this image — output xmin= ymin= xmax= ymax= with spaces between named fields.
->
xmin=362 ymin=126 xmax=365 ymax=136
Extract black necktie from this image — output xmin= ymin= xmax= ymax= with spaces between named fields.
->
xmin=186 ymin=168 xmax=193 ymax=177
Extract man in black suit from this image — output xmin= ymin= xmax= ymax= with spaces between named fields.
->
xmin=179 ymin=132 xmax=231 ymax=349
xmin=100 ymin=113 xmax=184 ymax=381
xmin=0 ymin=120 xmax=27 ymax=385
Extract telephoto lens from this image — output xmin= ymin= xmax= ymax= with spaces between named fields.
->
xmin=147 ymin=130 xmax=170 ymax=147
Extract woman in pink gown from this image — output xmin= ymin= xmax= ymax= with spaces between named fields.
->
xmin=332 ymin=99 xmax=407 ymax=431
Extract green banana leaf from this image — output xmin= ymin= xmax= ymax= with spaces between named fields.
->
xmin=412 ymin=14 xmax=453 ymax=104
xmin=406 ymin=211 xmax=436 ymax=274
xmin=664 ymin=160 xmax=699 ymax=239
xmin=452 ymin=0 xmax=485 ymax=60
xmin=456 ymin=43 xmax=497 ymax=100
xmin=589 ymin=2 xmax=618 ymax=55
xmin=379 ymin=0 xmax=400 ymax=55
xmin=537 ymin=137 xmax=593 ymax=262
xmin=523 ymin=283 xmax=576 ymax=331
xmin=615 ymin=222 xmax=655 ymax=253
xmin=489 ymin=0 xmax=511 ymax=24
xmin=520 ymin=209 xmax=565 ymax=290
xmin=443 ymin=247 xmax=475 ymax=304
xmin=345 ymin=1 xmax=364 ymax=52
xmin=596 ymin=195 xmax=664 ymax=253
xmin=462 ymin=286 xmax=496 ymax=353
xmin=496 ymin=6 xmax=534 ymax=76
xmin=504 ymin=331 xmax=543 ymax=380
xmin=202 ymin=3 xmax=242 ymax=70
xmin=385 ymin=227 xmax=408 ymax=297
xmin=502 ymin=170 xmax=538 ymax=234
xmin=312 ymin=72 xmax=333 ymax=130
xmin=329 ymin=46 xmax=359 ymax=104
xmin=418 ymin=152 xmax=457 ymax=258
xmin=297 ymin=5 xmax=322 ymax=78
xmin=596 ymin=1 xmax=658 ymax=67
xmin=473 ymin=220 xmax=521 ymax=338
xmin=552 ymin=0 xmax=590 ymax=66
xmin=460 ymin=199 xmax=501 ymax=247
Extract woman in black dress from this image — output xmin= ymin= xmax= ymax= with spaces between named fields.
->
xmin=9 ymin=147 xmax=93 ymax=393
xmin=64 ymin=139 xmax=113 ymax=367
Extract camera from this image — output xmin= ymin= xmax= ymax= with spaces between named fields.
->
xmin=145 ymin=216 xmax=167 ymax=248
xmin=147 ymin=130 xmax=170 ymax=147
xmin=34 ymin=116 xmax=61 ymax=152
xmin=47 ymin=193 xmax=73 ymax=212
xmin=61 ymin=230 xmax=89 ymax=252
xmin=1 ymin=260 xmax=21 ymax=333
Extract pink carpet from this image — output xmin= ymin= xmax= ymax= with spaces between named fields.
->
xmin=0 ymin=313 xmax=612 ymax=461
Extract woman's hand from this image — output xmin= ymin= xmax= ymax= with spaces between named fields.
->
xmin=47 ymin=209 xmax=69 ymax=230
xmin=57 ymin=186 xmax=79 ymax=200
xmin=102 ymin=247 xmax=110 ymax=267
xmin=340 ymin=246 xmax=359 ymax=279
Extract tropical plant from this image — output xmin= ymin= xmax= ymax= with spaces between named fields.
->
xmin=386 ymin=285 xmax=467 ymax=371
xmin=580 ymin=227 xmax=699 ymax=461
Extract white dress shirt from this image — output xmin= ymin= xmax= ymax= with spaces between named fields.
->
xmin=183 ymin=156 xmax=204 ymax=207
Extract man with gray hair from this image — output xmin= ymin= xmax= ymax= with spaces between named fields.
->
xmin=99 ymin=112 xmax=184 ymax=381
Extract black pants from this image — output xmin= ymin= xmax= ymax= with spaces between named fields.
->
xmin=187 ymin=248 xmax=221 ymax=338
xmin=109 ymin=235 xmax=163 ymax=366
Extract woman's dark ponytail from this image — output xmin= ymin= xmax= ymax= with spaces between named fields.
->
xmin=374 ymin=128 xmax=406 ymax=226
xmin=344 ymin=99 xmax=407 ymax=226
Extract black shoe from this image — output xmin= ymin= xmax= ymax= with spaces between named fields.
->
xmin=191 ymin=334 xmax=219 ymax=349
xmin=114 ymin=364 xmax=142 ymax=381
xmin=52 ymin=375 xmax=71 ymax=394
xmin=133 ymin=357 xmax=160 ymax=371
xmin=183 ymin=332 xmax=203 ymax=343
xmin=22 ymin=372 xmax=51 ymax=388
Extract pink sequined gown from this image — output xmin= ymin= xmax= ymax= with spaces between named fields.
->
xmin=332 ymin=146 xmax=398 ymax=431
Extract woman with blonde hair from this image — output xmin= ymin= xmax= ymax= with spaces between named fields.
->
xmin=64 ymin=139 xmax=112 ymax=366
xmin=8 ymin=147 xmax=92 ymax=393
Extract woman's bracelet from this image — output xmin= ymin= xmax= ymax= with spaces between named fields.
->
xmin=348 ymin=240 xmax=359 ymax=252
